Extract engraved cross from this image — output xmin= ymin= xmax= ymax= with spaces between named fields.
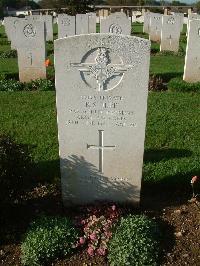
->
xmin=167 ymin=34 xmax=172 ymax=46
xmin=87 ymin=130 xmax=116 ymax=173
xmin=70 ymin=47 xmax=132 ymax=91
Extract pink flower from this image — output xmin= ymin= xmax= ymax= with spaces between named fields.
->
xmin=97 ymin=248 xmax=106 ymax=256
xmin=79 ymin=237 xmax=85 ymax=245
xmin=111 ymin=205 xmax=116 ymax=211
xmin=104 ymin=231 xmax=112 ymax=238
xmin=90 ymin=233 xmax=97 ymax=240
xmin=87 ymin=246 xmax=94 ymax=256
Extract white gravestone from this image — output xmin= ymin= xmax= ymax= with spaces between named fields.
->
xmin=132 ymin=12 xmax=137 ymax=23
xmin=87 ymin=13 xmax=97 ymax=33
xmin=175 ymin=13 xmax=184 ymax=31
xmin=10 ymin=17 xmax=19 ymax=49
xmin=4 ymin=17 xmax=16 ymax=41
xmin=137 ymin=16 xmax=144 ymax=23
xmin=30 ymin=15 xmax=53 ymax=41
xmin=58 ymin=14 xmax=75 ymax=38
xmin=54 ymin=34 xmax=150 ymax=206
xmin=149 ymin=13 xmax=162 ymax=42
xmin=43 ymin=15 xmax=53 ymax=41
xmin=160 ymin=15 xmax=181 ymax=52
xmin=76 ymin=14 xmax=89 ymax=35
xmin=183 ymin=19 xmax=200 ymax=82
xmin=100 ymin=12 xmax=131 ymax=35
xmin=143 ymin=12 xmax=151 ymax=33
xmin=187 ymin=14 xmax=200 ymax=36
xmin=16 ymin=20 xmax=46 ymax=82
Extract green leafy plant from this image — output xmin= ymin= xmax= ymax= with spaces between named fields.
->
xmin=108 ymin=215 xmax=160 ymax=266
xmin=0 ymin=134 xmax=31 ymax=202
xmin=0 ymin=79 xmax=23 ymax=91
xmin=168 ymin=77 xmax=200 ymax=92
xmin=0 ymin=78 xmax=54 ymax=92
xmin=21 ymin=216 xmax=79 ymax=266
xmin=24 ymin=79 xmax=55 ymax=91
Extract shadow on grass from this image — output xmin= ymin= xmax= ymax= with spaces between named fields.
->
xmin=1 ymin=72 xmax=19 ymax=80
xmin=141 ymin=167 xmax=200 ymax=211
xmin=150 ymin=72 xmax=183 ymax=82
xmin=144 ymin=148 xmax=192 ymax=163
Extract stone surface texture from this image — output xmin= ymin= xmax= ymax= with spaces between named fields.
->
xmin=100 ymin=12 xmax=131 ymax=35
xmin=175 ymin=13 xmax=184 ymax=31
xmin=183 ymin=19 xmax=200 ymax=82
xmin=30 ymin=15 xmax=53 ymax=41
xmin=76 ymin=14 xmax=89 ymax=35
xmin=16 ymin=19 xmax=46 ymax=82
xmin=149 ymin=13 xmax=162 ymax=42
xmin=187 ymin=14 xmax=200 ymax=35
xmin=160 ymin=15 xmax=181 ymax=52
xmin=4 ymin=17 xmax=16 ymax=41
xmin=54 ymin=34 xmax=150 ymax=206
xmin=87 ymin=12 xmax=97 ymax=33
xmin=58 ymin=14 xmax=75 ymax=38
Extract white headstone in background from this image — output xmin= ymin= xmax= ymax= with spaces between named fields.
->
xmin=183 ymin=19 xmax=200 ymax=82
xmin=175 ymin=13 xmax=184 ymax=31
xmin=4 ymin=17 xmax=15 ymax=41
xmin=187 ymin=14 xmax=200 ymax=35
xmin=100 ymin=12 xmax=131 ymax=35
xmin=76 ymin=14 xmax=89 ymax=35
xmin=132 ymin=13 xmax=137 ymax=23
xmin=54 ymin=34 xmax=150 ymax=206
xmin=137 ymin=16 xmax=144 ymax=23
xmin=10 ymin=17 xmax=20 ymax=49
xmin=184 ymin=17 xmax=188 ymax=24
xmin=43 ymin=15 xmax=53 ymax=41
xmin=16 ymin=19 xmax=46 ymax=82
xmin=87 ymin=12 xmax=97 ymax=33
xmin=149 ymin=13 xmax=162 ymax=42
xmin=160 ymin=15 xmax=181 ymax=52
xmin=58 ymin=14 xmax=75 ymax=38
xmin=30 ymin=15 xmax=53 ymax=41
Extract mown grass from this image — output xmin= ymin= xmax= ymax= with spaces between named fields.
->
xmin=0 ymin=91 xmax=199 ymax=188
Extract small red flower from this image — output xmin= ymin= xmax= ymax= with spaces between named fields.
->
xmin=45 ymin=59 xmax=51 ymax=67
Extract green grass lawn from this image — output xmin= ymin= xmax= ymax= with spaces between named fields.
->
xmin=0 ymin=92 xmax=199 ymax=187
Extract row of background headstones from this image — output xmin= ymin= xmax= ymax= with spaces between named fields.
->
xmin=3 ymin=11 xmax=194 ymax=48
xmin=144 ymin=12 xmax=200 ymax=82
xmin=2 ymin=12 xmax=200 ymax=83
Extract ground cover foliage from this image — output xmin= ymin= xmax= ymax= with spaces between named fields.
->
xmin=108 ymin=215 xmax=160 ymax=265
xmin=0 ymin=20 xmax=200 ymax=265
xmin=21 ymin=216 xmax=79 ymax=265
